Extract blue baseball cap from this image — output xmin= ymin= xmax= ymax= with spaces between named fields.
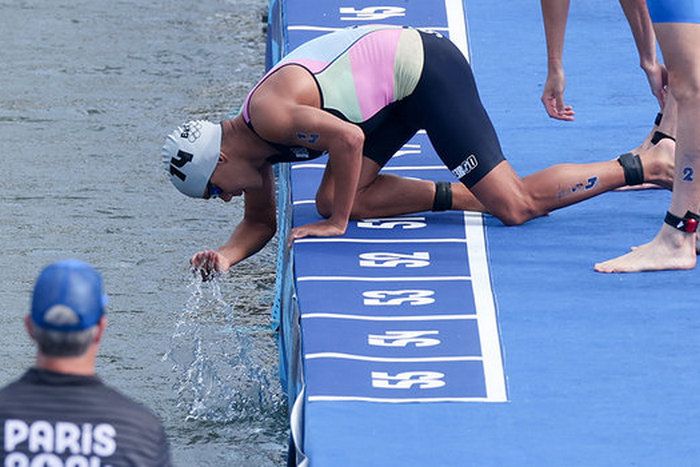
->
xmin=31 ymin=260 xmax=108 ymax=332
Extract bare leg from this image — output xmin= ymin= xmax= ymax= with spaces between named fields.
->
xmin=595 ymin=23 xmax=700 ymax=273
xmin=629 ymin=115 xmax=660 ymax=155
xmin=353 ymin=175 xmax=486 ymax=217
xmin=317 ymin=145 xmax=672 ymax=223
xmin=315 ymin=157 xmax=485 ymax=219
xmin=659 ymin=93 xmax=679 ymax=138
xmin=468 ymin=147 xmax=673 ymax=225
xmin=635 ymin=96 xmax=677 ymax=152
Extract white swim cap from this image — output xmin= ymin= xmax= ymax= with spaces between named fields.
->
xmin=161 ymin=120 xmax=222 ymax=198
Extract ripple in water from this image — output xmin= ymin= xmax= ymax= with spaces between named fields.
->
xmin=164 ymin=273 xmax=286 ymax=425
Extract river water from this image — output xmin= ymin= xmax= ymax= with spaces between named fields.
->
xmin=0 ymin=0 xmax=288 ymax=465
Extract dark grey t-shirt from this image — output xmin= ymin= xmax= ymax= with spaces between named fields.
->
xmin=0 ymin=368 xmax=171 ymax=467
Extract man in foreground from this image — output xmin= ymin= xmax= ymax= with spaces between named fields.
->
xmin=0 ymin=260 xmax=172 ymax=466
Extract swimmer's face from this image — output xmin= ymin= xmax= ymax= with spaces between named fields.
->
xmin=207 ymin=152 xmax=262 ymax=201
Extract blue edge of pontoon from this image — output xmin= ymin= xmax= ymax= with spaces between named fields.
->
xmin=265 ymin=0 xmax=700 ymax=466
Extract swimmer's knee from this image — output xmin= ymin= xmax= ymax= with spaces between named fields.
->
xmin=494 ymin=197 xmax=542 ymax=226
xmin=497 ymin=211 xmax=530 ymax=226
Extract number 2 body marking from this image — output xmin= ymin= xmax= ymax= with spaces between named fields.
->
xmin=682 ymin=167 xmax=694 ymax=182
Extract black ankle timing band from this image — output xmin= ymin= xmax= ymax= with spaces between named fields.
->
xmin=651 ymin=131 xmax=676 ymax=145
xmin=664 ymin=210 xmax=700 ymax=233
xmin=654 ymin=112 xmax=663 ymax=126
xmin=617 ymin=153 xmax=644 ymax=186
xmin=432 ymin=181 xmax=453 ymax=211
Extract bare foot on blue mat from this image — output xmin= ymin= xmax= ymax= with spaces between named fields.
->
xmin=595 ymin=226 xmax=696 ymax=273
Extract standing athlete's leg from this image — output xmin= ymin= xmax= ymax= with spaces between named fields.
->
xmin=596 ymin=21 xmax=700 ymax=272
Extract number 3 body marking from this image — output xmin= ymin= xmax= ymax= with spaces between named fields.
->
xmin=585 ymin=176 xmax=598 ymax=190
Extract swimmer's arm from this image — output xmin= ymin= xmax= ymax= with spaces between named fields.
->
xmin=256 ymin=104 xmax=364 ymax=238
xmin=193 ymin=164 xmax=277 ymax=272
xmin=540 ymin=0 xmax=575 ymax=120
xmin=619 ymin=0 xmax=665 ymax=107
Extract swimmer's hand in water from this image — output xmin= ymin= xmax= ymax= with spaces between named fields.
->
xmin=190 ymin=250 xmax=228 ymax=281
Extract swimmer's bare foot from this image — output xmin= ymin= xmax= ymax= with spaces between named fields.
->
xmin=594 ymin=225 xmax=696 ymax=273
xmin=637 ymin=137 xmax=675 ymax=190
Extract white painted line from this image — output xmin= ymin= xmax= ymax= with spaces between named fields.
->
xmin=445 ymin=0 xmax=470 ymax=60
xmin=292 ymin=164 xmax=447 ymax=171
xmin=305 ymin=353 xmax=481 ymax=362
xmin=297 ymin=276 xmax=471 ymax=282
xmin=464 ymin=213 xmax=508 ymax=402
xmin=293 ymin=200 xmax=316 ymax=206
xmin=292 ymin=163 xmax=326 ymax=169
xmin=301 ymin=313 xmax=477 ymax=321
xmin=308 ymin=396 xmax=492 ymax=403
xmin=288 ymin=25 xmax=340 ymax=32
xmin=294 ymin=238 xmax=468 ymax=244
xmin=448 ymin=0 xmax=507 ymax=403
xmin=288 ymin=25 xmax=450 ymax=33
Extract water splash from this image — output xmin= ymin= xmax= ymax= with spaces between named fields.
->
xmin=164 ymin=272 xmax=285 ymax=424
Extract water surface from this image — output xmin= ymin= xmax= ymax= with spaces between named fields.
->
xmin=0 ymin=0 xmax=287 ymax=464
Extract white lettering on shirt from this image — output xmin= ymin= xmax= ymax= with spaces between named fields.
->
xmin=3 ymin=419 xmax=117 ymax=465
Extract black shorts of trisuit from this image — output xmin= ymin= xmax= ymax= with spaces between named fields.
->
xmin=357 ymin=30 xmax=506 ymax=188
